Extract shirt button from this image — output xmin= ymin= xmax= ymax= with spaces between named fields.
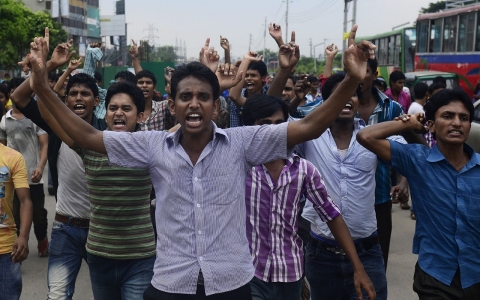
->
xmin=198 ymin=230 xmax=202 ymax=234
xmin=194 ymin=177 xmax=198 ymax=181
xmin=199 ymin=256 xmax=203 ymax=261
xmin=197 ymin=204 xmax=201 ymax=208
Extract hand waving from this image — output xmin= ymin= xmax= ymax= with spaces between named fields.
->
xmin=268 ymin=23 xmax=283 ymax=41
xmin=220 ymin=35 xmax=230 ymax=51
xmin=67 ymin=57 xmax=83 ymax=71
xmin=216 ymin=63 xmax=243 ymax=91
xmin=278 ymin=31 xmax=299 ymax=70
xmin=325 ymin=43 xmax=338 ymax=58
xmin=129 ymin=39 xmax=140 ymax=58
xmin=49 ymin=39 xmax=76 ymax=70
xmin=243 ymin=51 xmax=263 ymax=62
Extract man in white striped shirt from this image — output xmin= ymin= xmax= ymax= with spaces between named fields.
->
xmin=28 ymin=25 xmax=376 ymax=299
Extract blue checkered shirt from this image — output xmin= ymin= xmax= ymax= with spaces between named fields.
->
xmin=84 ymin=46 xmax=106 ymax=119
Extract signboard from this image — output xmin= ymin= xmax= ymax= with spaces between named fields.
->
xmin=87 ymin=7 xmax=101 ymax=38
xmin=60 ymin=0 xmax=69 ymax=16
xmin=51 ymin=0 xmax=59 ymax=18
xmin=100 ymin=15 xmax=126 ymax=36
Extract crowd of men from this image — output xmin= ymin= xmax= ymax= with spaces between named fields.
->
xmin=0 ymin=23 xmax=479 ymax=300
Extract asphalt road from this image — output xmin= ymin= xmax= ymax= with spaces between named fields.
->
xmin=20 ymin=175 xmax=419 ymax=300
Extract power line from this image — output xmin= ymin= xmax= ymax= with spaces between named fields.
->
xmin=289 ymin=0 xmax=336 ymax=21
xmin=289 ymin=0 xmax=337 ymax=23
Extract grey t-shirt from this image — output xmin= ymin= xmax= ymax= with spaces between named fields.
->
xmin=0 ymin=110 xmax=46 ymax=185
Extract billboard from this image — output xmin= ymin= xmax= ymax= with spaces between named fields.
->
xmin=100 ymin=15 xmax=126 ymax=36
xmin=87 ymin=7 xmax=101 ymax=38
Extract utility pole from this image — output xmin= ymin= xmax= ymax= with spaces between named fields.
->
xmin=285 ymin=0 xmax=289 ymax=42
xmin=249 ymin=34 xmax=253 ymax=51
xmin=310 ymin=38 xmax=312 ymax=58
xmin=264 ymin=16 xmax=267 ymax=62
xmin=343 ymin=0 xmax=349 ymax=54
xmin=352 ymin=0 xmax=357 ymax=25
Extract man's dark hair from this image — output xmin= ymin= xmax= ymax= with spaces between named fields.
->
xmin=307 ymin=75 xmax=319 ymax=84
xmin=247 ymin=61 xmax=268 ymax=78
xmin=8 ymin=77 xmax=25 ymax=91
xmin=424 ymin=88 xmax=474 ymax=123
xmin=242 ymin=94 xmax=288 ymax=126
xmin=0 ymin=83 xmax=9 ymax=99
xmin=389 ymin=70 xmax=406 ymax=85
xmin=414 ymin=82 xmax=429 ymax=100
xmin=287 ymin=76 xmax=297 ymax=85
xmin=433 ymin=76 xmax=446 ymax=85
xmin=428 ymin=82 xmax=446 ymax=95
xmin=367 ymin=58 xmax=378 ymax=73
xmin=56 ymin=71 xmax=65 ymax=82
xmin=94 ymin=71 xmax=102 ymax=84
xmin=171 ymin=62 xmax=220 ymax=101
xmin=66 ymin=73 xmax=99 ymax=98
xmin=48 ymin=71 xmax=57 ymax=82
xmin=322 ymin=73 xmax=361 ymax=100
xmin=105 ymin=81 xmax=145 ymax=113
xmin=136 ymin=70 xmax=157 ymax=86
xmin=115 ymin=70 xmax=137 ymax=84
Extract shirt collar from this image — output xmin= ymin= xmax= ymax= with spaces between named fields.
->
xmin=5 ymin=110 xmax=13 ymax=119
xmin=427 ymin=143 xmax=480 ymax=166
xmin=166 ymin=121 xmax=229 ymax=147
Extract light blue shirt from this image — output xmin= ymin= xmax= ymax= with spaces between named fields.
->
xmin=83 ymin=46 xmax=106 ymax=119
xmin=103 ymin=122 xmax=291 ymax=295
xmin=297 ymin=119 xmax=378 ymax=239
xmin=389 ymin=141 xmax=480 ymax=289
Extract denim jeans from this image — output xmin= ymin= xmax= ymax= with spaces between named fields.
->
xmin=250 ymin=276 xmax=302 ymax=300
xmin=305 ymin=241 xmax=387 ymax=300
xmin=47 ymin=220 xmax=88 ymax=300
xmin=87 ymin=252 xmax=155 ymax=300
xmin=0 ymin=254 xmax=22 ymax=300
xmin=143 ymin=283 xmax=252 ymax=300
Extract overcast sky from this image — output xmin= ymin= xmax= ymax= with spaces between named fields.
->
xmin=99 ymin=0 xmax=436 ymax=59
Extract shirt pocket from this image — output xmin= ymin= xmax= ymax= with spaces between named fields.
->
xmin=355 ymin=151 xmax=377 ymax=173
xmin=203 ymin=170 xmax=240 ymax=205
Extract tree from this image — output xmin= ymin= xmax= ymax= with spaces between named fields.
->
xmin=151 ymin=46 xmax=176 ymax=62
xmin=420 ymin=1 xmax=446 ymax=13
xmin=0 ymin=0 xmax=68 ymax=69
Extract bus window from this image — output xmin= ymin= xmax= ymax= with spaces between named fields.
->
xmin=458 ymin=13 xmax=475 ymax=52
xmin=443 ymin=16 xmax=457 ymax=52
xmin=404 ymin=28 xmax=416 ymax=72
xmin=388 ymin=36 xmax=395 ymax=65
xmin=417 ymin=21 xmax=428 ymax=53
xmin=394 ymin=34 xmax=401 ymax=67
xmin=379 ymin=38 xmax=387 ymax=65
xmin=476 ymin=11 xmax=480 ymax=51
xmin=430 ymin=19 xmax=443 ymax=52
xmin=374 ymin=39 xmax=379 ymax=59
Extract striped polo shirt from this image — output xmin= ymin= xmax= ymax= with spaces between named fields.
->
xmin=83 ymin=150 xmax=155 ymax=259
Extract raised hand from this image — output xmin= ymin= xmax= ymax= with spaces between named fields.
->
xmin=278 ymin=31 xmax=299 ymax=70
xmin=243 ymin=51 xmax=263 ymax=62
xmin=216 ymin=63 xmax=243 ymax=91
xmin=164 ymin=66 xmax=175 ymax=96
xmin=129 ymin=39 xmax=139 ymax=58
xmin=199 ymin=38 xmax=220 ymax=73
xmin=294 ymin=77 xmax=310 ymax=100
xmin=343 ymin=25 xmax=376 ymax=81
xmin=220 ymin=35 xmax=230 ymax=51
xmin=396 ymin=112 xmax=428 ymax=134
xmin=28 ymin=35 xmax=49 ymax=90
xmin=325 ymin=43 xmax=338 ymax=58
xmin=269 ymin=23 xmax=283 ymax=41
xmin=49 ymin=39 xmax=76 ymax=71
xmin=67 ymin=57 xmax=83 ymax=71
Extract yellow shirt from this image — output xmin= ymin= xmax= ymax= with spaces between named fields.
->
xmin=0 ymin=144 xmax=28 ymax=254
xmin=5 ymin=99 xmax=12 ymax=110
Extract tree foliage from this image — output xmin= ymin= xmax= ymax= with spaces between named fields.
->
xmin=420 ymin=1 xmax=446 ymax=13
xmin=0 ymin=0 xmax=68 ymax=69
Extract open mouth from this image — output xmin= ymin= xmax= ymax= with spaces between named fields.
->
xmin=246 ymin=83 xmax=255 ymax=91
xmin=448 ymin=130 xmax=462 ymax=136
xmin=73 ymin=104 xmax=86 ymax=115
xmin=112 ymin=119 xmax=126 ymax=130
xmin=141 ymin=89 xmax=149 ymax=96
xmin=186 ymin=113 xmax=202 ymax=128
xmin=342 ymin=103 xmax=353 ymax=112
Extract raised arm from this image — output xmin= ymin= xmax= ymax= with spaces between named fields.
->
xmin=83 ymin=42 xmax=102 ymax=77
xmin=229 ymin=51 xmax=263 ymax=107
xmin=12 ymin=40 xmax=75 ymax=109
xmin=287 ymin=25 xmax=376 ymax=148
xmin=357 ymin=113 xmax=427 ymax=163
xmin=323 ymin=43 xmax=338 ymax=79
xmin=289 ymin=77 xmax=309 ymax=115
xmin=53 ymin=57 xmax=83 ymax=97
xmin=220 ymin=35 xmax=231 ymax=64
xmin=267 ymin=31 xmax=299 ymax=98
xmin=269 ymin=23 xmax=285 ymax=48
xmin=28 ymin=29 xmax=106 ymax=154
xmin=216 ymin=63 xmax=243 ymax=92
xmin=129 ymin=39 xmax=143 ymax=74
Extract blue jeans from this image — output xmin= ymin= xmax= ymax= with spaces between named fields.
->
xmin=305 ymin=240 xmax=387 ymax=300
xmin=47 ymin=220 xmax=88 ymax=300
xmin=87 ymin=252 xmax=155 ymax=300
xmin=250 ymin=276 xmax=302 ymax=300
xmin=0 ymin=254 xmax=22 ymax=300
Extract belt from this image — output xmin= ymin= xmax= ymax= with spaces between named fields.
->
xmin=55 ymin=213 xmax=89 ymax=228
xmin=310 ymin=235 xmax=379 ymax=256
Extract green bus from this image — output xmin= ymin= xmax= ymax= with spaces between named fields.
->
xmin=356 ymin=27 xmax=416 ymax=83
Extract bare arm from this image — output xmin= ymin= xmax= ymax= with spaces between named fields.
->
xmin=220 ymin=35 xmax=231 ymax=64
xmin=28 ymin=30 xmax=106 ymax=154
xmin=37 ymin=95 xmax=75 ymax=148
xmin=53 ymin=57 xmax=82 ymax=96
xmin=323 ymin=43 xmax=338 ymax=78
xmin=229 ymin=52 xmax=263 ymax=107
xmin=288 ymin=77 xmax=309 ymax=115
xmin=12 ymin=188 xmax=32 ymax=263
xmin=30 ymin=133 xmax=48 ymax=183
xmin=129 ymin=39 xmax=143 ymax=74
xmin=287 ymin=25 xmax=376 ymax=148
xmin=357 ymin=113 xmax=427 ymax=163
